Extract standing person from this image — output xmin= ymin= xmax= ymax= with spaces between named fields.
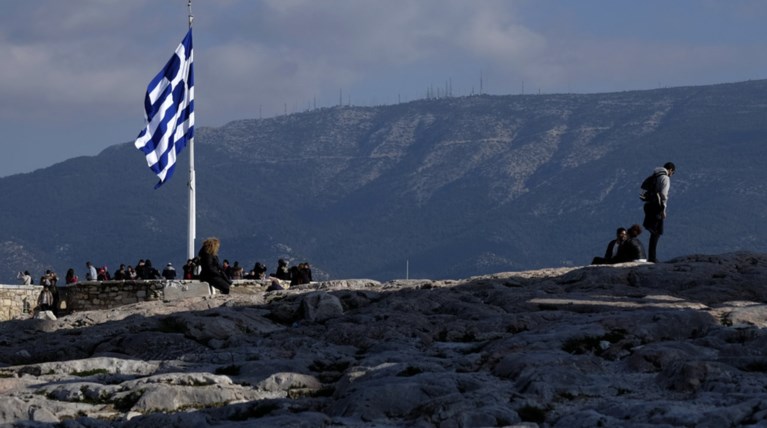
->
xmin=193 ymin=257 xmax=202 ymax=278
xmin=198 ymin=237 xmax=232 ymax=295
xmin=221 ymin=260 xmax=232 ymax=279
xmin=43 ymin=270 xmax=58 ymax=286
xmin=183 ymin=259 xmax=196 ymax=279
xmin=85 ymin=262 xmax=98 ymax=281
xmin=17 ymin=271 xmax=32 ymax=285
xmin=642 ymin=162 xmax=676 ymax=263
xmin=591 ymin=227 xmax=628 ymax=265
xmin=37 ymin=284 xmax=55 ymax=312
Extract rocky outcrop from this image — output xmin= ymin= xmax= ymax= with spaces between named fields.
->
xmin=1 ymin=252 xmax=767 ymax=427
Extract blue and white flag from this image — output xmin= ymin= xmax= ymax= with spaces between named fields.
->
xmin=135 ymin=29 xmax=194 ymax=189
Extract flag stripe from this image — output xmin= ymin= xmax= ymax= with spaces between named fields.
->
xmin=134 ymin=29 xmax=194 ymax=189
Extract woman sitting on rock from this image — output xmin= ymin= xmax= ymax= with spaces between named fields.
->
xmin=198 ymin=237 xmax=232 ymax=295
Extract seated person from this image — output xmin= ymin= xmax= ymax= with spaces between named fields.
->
xmin=591 ymin=227 xmax=627 ymax=265
xmin=114 ymin=264 xmax=127 ymax=280
xmin=230 ymin=261 xmax=244 ymax=280
xmin=290 ymin=262 xmax=313 ymax=286
xmin=612 ymin=224 xmax=647 ymax=263
xmin=65 ymin=268 xmax=78 ymax=284
xmin=248 ymin=262 xmax=267 ymax=279
xmin=162 ymin=263 xmax=177 ymax=280
xmin=273 ymin=259 xmax=290 ymax=281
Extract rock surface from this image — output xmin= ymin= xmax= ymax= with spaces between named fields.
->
xmin=2 ymin=252 xmax=767 ymax=427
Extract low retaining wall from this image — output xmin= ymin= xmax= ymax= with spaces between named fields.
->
xmin=57 ymin=280 xmax=170 ymax=313
xmin=0 ymin=285 xmax=39 ymax=321
xmin=0 ymin=279 xmax=277 ymax=320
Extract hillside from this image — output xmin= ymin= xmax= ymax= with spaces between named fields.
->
xmin=1 ymin=253 xmax=767 ymax=426
xmin=2 ymin=80 xmax=767 ymax=282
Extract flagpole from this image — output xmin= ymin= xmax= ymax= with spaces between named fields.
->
xmin=187 ymin=0 xmax=196 ymax=261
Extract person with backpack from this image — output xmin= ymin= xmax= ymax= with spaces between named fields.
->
xmin=641 ymin=162 xmax=676 ymax=263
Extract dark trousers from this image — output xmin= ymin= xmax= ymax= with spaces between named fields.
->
xmin=648 ymin=233 xmax=660 ymax=262
xmin=643 ymin=202 xmax=664 ymax=262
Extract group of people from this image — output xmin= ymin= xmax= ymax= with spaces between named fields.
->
xmin=19 ymin=241 xmax=312 ymax=314
xmin=195 ymin=237 xmax=313 ymax=295
xmin=592 ymin=162 xmax=676 ymax=265
xmin=273 ymin=259 xmax=313 ymax=286
xmin=15 ymin=270 xmax=61 ymax=315
xmin=82 ymin=260 xmax=173 ymax=282
xmin=21 ymin=251 xmax=310 ymax=292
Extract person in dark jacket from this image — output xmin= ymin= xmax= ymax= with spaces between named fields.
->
xmin=198 ymin=237 xmax=232 ymax=294
xmin=613 ymin=224 xmax=646 ymax=263
xmin=591 ymin=227 xmax=627 ymax=265
xmin=273 ymin=259 xmax=290 ymax=281
xmin=162 ymin=263 xmax=177 ymax=280
xmin=113 ymin=264 xmax=127 ymax=280
xmin=248 ymin=262 xmax=267 ymax=280
xmin=144 ymin=260 xmax=162 ymax=279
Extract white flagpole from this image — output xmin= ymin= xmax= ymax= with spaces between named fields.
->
xmin=187 ymin=0 xmax=196 ymax=261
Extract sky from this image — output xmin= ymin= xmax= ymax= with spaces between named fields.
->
xmin=2 ymin=0 xmax=767 ymax=177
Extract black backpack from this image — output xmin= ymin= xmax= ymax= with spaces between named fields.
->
xmin=639 ymin=170 xmax=666 ymax=202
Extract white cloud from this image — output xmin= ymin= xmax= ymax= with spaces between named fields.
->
xmin=3 ymin=0 xmax=767 ymax=176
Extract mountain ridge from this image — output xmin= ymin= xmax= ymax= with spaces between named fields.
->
xmin=2 ymin=79 xmax=767 ymax=281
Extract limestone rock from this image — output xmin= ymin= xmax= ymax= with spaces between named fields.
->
xmin=0 ymin=252 xmax=766 ymax=426
xmin=301 ymin=291 xmax=344 ymax=322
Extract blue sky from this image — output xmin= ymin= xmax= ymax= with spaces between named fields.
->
xmin=2 ymin=0 xmax=767 ymax=177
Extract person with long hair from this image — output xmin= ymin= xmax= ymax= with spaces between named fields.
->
xmin=65 ymin=268 xmax=78 ymax=284
xmin=198 ymin=237 xmax=232 ymax=294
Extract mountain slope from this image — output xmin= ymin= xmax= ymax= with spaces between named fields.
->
xmin=2 ymin=80 xmax=767 ymax=281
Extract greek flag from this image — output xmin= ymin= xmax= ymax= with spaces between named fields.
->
xmin=134 ymin=29 xmax=194 ymax=189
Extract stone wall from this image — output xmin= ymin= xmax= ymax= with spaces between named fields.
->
xmin=0 ymin=285 xmax=40 ymax=321
xmin=56 ymin=280 xmax=171 ymax=314
xmin=1 ymin=280 xmax=211 ymax=319
xmin=0 ymin=279 xmax=277 ymax=321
